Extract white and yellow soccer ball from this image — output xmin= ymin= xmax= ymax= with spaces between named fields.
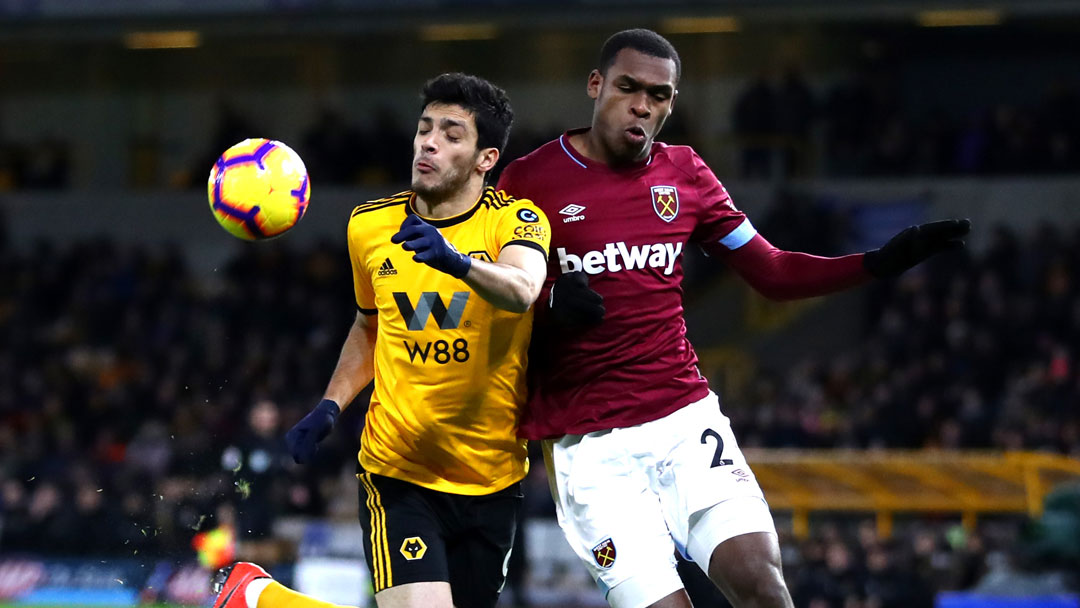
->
xmin=207 ymin=138 xmax=311 ymax=240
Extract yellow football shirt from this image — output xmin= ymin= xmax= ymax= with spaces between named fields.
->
xmin=348 ymin=186 xmax=550 ymax=495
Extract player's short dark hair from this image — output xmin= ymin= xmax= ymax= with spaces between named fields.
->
xmin=420 ymin=73 xmax=514 ymax=154
xmin=599 ymin=29 xmax=682 ymax=84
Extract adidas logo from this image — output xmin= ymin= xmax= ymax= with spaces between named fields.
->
xmin=377 ymin=258 xmax=397 ymax=276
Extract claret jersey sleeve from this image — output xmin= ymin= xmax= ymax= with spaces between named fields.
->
xmin=688 ymin=151 xmax=758 ymax=258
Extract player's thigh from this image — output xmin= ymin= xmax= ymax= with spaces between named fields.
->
xmin=544 ymin=435 xmax=684 ymax=608
xmin=373 ymin=581 xmax=452 ymax=608
xmin=357 ymin=473 xmax=450 ymax=597
xmin=657 ymin=393 xmax=775 ymax=564
xmin=446 ymin=483 xmax=522 ymax=608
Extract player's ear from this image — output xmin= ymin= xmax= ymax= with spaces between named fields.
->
xmin=476 ymin=147 xmax=500 ymax=174
xmin=587 ymin=69 xmax=603 ymax=100
xmin=670 ymin=89 xmax=679 ymax=112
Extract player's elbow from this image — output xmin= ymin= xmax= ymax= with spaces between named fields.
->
xmin=747 ymin=280 xmax=798 ymax=302
xmin=506 ymin=298 xmax=532 ymax=314
xmin=491 ymin=293 xmax=531 ymax=314
xmin=736 ymin=268 xmax=799 ymax=301
xmin=486 ymin=263 xmax=544 ymax=313
xmin=508 ymin=283 xmax=541 ymax=314
xmin=484 ymin=281 xmax=535 ymax=314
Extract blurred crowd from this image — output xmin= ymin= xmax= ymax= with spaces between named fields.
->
xmin=0 ymin=138 xmax=71 ymax=190
xmin=732 ymin=66 xmax=1080 ymax=179
xmin=728 ymin=220 xmax=1080 ymax=455
xmin=0 ymin=237 xmax=362 ymax=557
xmin=2 ymin=68 xmax=1077 ymax=192
xmin=1 ymin=217 xmax=1078 ymax=605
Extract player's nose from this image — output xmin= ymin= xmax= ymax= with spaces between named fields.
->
xmin=418 ymin=132 xmax=438 ymax=153
xmin=629 ymin=93 xmax=650 ymax=118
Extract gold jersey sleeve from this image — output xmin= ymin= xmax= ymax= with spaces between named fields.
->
xmin=347 ymin=187 xmax=550 ymax=495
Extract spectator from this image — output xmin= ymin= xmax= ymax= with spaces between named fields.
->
xmin=221 ymin=399 xmax=292 ymax=565
xmin=774 ymin=66 xmax=817 ymax=176
xmin=733 ymin=71 xmax=777 ymax=178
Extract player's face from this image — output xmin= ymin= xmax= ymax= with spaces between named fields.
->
xmin=588 ymin=49 xmax=678 ymax=165
xmin=411 ymin=103 xmax=483 ymax=199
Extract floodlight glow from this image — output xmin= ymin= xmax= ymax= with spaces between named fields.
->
xmin=661 ymin=16 xmax=740 ymax=34
xmin=123 ymin=31 xmax=201 ymax=49
xmin=420 ymin=24 xmax=499 ymax=41
xmin=917 ymin=9 xmax=1003 ymax=27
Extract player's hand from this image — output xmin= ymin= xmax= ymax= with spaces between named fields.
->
xmin=863 ymin=219 xmax=971 ymax=279
xmin=391 ymin=215 xmax=472 ymax=279
xmin=285 ymin=399 xmax=340 ymax=464
xmin=549 ymin=271 xmax=605 ymax=327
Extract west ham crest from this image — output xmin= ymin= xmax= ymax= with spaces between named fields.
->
xmin=651 ymin=185 xmax=679 ymax=222
xmin=591 ymin=538 xmax=617 ymax=569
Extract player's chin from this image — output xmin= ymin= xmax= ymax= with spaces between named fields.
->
xmin=412 ymin=178 xmax=449 ymax=200
xmin=617 ymin=138 xmax=651 ymax=162
xmin=411 ymin=174 xmax=437 ymax=193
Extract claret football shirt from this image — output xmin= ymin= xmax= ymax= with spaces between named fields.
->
xmin=497 ymin=128 xmax=756 ymax=439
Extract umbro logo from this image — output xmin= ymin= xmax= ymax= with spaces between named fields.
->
xmin=377 ymin=258 xmax=397 ymax=276
xmin=559 ymin=203 xmax=586 ymax=224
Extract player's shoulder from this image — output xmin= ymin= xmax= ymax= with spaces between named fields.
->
xmin=351 ymin=190 xmax=412 ymax=218
xmin=348 ymin=191 xmax=410 ymax=241
xmin=652 ymin=142 xmax=708 ymax=178
xmin=482 ymin=187 xmax=547 ymax=221
xmin=653 ymin=141 xmax=702 ymax=163
xmin=504 ymin=137 xmax=566 ymax=172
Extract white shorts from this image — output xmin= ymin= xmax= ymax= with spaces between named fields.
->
xmin=542 ymin=391 xmax=776 ymax=608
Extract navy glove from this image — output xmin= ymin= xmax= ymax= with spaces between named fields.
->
xmin=863 ymin=219 xmax=971 ymax=279
xmin=285 ymin=399 xmax=339 ymax=464
xmin=391 ymin=215 xmax=472 ymax=279
xmin=549 ymin=271 xmax=605 ymax=327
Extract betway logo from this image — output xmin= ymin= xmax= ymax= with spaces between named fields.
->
xmin=557 ymin=242 xmax=683 ymax=276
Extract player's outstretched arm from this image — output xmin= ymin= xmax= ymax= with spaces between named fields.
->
xmin=391 ymin=214 xmax=547 ymax=313
xmin=463 ymin=243 xmax=547 ymax=313
xmin=724 ymin=219 xmax=970 ymax=301
xmin=286 ymin=311 xmax=377 ymax=464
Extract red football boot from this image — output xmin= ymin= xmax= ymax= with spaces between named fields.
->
xmin=210 ymin=562 xmax=271 ymax=608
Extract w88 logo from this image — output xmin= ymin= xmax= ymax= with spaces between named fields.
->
xmin=403 ymin=338 xmax=470 ymax=364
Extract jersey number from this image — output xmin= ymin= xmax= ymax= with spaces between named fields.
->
xmin=700 ymin=429 xmax=734 ymax=467
xmin=404 ymin=339 xmax=470 ymax=364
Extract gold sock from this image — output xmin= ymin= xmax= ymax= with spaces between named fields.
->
xmin=257 ymin=580 xmax=357 ymax=608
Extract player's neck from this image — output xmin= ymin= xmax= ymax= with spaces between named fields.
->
xmin=413 ymin=178 xmax=485 ymax=219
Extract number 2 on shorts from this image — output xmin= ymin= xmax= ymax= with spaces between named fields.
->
xmin=700 ymin=428 xmax=734 ymax=467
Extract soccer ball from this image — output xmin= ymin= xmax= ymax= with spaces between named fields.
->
xmin=207 ymin=138 xmax=311 ymax=240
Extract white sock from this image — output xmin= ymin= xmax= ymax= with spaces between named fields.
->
xmin=245 ymin=577 xmax=272 ymax=608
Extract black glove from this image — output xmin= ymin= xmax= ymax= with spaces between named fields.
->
xmin=285 ymin=399 xmax=340 ymax=464
xmin=548 ymin=271 xmax=604 ymax=327
xmin=391 ymin=215 xmax=472 ymax=279
xmin=863 ymin=219 xmax=971 ymax=279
